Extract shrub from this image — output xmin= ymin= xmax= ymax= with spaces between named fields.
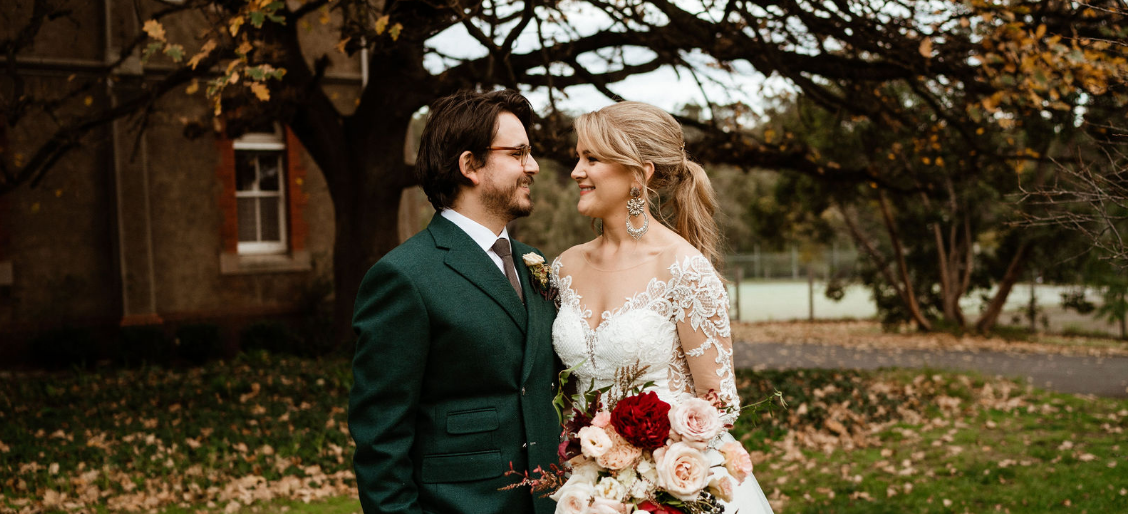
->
xmin=175 ymin=323 xmax=223 ymax=365
xmin=115 ymin=325 xmax=172 ymax=367
xmin=29 ymin=327 xmax=97 ymax=369
xmin=240 ymin=321 xmax=303 ymax=356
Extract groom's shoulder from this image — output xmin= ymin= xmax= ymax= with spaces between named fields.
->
xmin=371 ymin=229 xmax=439 ymax=273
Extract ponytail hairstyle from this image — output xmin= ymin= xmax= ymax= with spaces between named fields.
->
xmin=574 ymin=102 xmax=723 ymax=268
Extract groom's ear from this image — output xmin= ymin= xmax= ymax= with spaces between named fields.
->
xmin=459 ymin=150 xmax=482 ymax=186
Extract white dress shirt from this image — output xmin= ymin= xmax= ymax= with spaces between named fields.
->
xmin=441 ymin=208 xmax=520 ymax=286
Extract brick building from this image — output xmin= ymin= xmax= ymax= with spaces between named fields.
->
xmin=0 ymin=1 xmax=423 ymax=362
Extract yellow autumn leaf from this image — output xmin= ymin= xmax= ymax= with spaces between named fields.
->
xmin=375 ymin=15 xmax=389 ymax=35
xmin=250 ymin=82 xmax=270 ymax=102
xmin=334 ymin=37 xmax=351 ymax=54
xmin=229 ymin=15 xmax=245 ymax=37
xmin=142 ymin=20 xmax=166 ymax=41
xmin=188 ymin=40 xmax=216 ymax=70
xmin=228 ymin=71 xmax=240 ymax=85
xmin=237 ymin=41 xmax=254 ymax=56
xmin=919 ymin=37 xmax=933 ymax=58
xmin=186 ymin=80 xmax=199 ymax=95
xmin=390 ymin=23 xmax=403 ymax=41
xmin=84 ymin=96 xmax=93 ymax=106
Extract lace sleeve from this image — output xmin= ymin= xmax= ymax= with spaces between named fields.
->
xmin=669 ymin=255 xmax=739 ymax=425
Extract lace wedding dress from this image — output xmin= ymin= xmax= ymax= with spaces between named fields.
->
xmin=551 ymin=252 xmax=774 ymax=514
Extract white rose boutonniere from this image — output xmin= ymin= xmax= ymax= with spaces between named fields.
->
xmin=522 ymin=252 xmax=557 ymax=301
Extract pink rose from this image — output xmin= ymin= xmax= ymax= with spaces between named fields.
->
xmin=585 ymin=497 xmax=630 ymax=514
xmin=707 ymin=468 xmax=736 ymax=502
xmin=654 ymin=442 xmax=710 ymax=501
xmin=668 ymin=398 xmax=723 ymax=449
xmin=596 ymin=428 xmax=642 ymax=470
xmin=552 ymin=482 xmax=595 ymax=514
xmin=578 ymin=426 xmax=613 ymax=459
xmin=720 ymin=441 xmax=753 ymax=483
xmin=592 ymin=411 xmax=612 ymax=428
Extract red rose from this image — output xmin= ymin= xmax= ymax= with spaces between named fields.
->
xmin=610 ymin=391 xmax=671 ymax=450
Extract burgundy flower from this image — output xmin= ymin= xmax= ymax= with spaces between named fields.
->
xmin=610 ymin=391 xmax=671 ymax=450
xmin=636 ymin=501 xmax=684 ymax=514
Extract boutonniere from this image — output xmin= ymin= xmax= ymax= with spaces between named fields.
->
xmin=522 ymin=252 xmax=557 ymax=302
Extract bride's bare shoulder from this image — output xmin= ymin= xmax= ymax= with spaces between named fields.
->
xmin=554 ymin=241 xmax=596 ymax=272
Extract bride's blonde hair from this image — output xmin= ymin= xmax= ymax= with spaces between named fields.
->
xmin=575 ymin=102 xmax=722 ymax=268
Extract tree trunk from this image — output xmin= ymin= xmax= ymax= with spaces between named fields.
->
xmin=975 ymin=241 xmax=1030 ymax=333
xmin=325 ymin=115 xmax=418 ymax=347
xmin=331 ymin=188 xmax=405 ymax=347
xmin=877 ymin=191 xmax=932 ymax=331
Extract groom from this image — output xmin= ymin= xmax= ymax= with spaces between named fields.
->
xmin=349 ymin=90 xmax=560 ymax=514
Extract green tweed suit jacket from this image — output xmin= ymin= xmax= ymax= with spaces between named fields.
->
xmin=349 ymin=213 xmax=560 ymax=514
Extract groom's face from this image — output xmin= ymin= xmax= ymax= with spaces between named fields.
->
xmin=479 ymin=112 xmax=539 ymax=221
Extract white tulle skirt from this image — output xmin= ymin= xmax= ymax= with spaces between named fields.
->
xmin=720 ymin=470 xmax=773 ymax=514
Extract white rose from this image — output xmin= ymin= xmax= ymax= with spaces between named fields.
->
xmin=707 ymin=467 xmax=736 ymax=503
xmin=654 ymin=442 xmax=710 ymax=501
xmin=668 ymin=398 xmax=724 ymax=448
xmin=523 ymin=252 xmax=546 ymax=266
xmin=552 ymin=482 xmax=595 ymax=514
xmin=594 ymin=476 xmax=626 ymax=502
xmin=570 ymin=458 xmax=601 ymax=484
xmin=578 ymin=426 xmax=613 ymax=459
xmin=635 ymin=455 xmax=658 ymax=483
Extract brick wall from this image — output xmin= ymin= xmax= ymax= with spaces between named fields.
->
xmin=216 ymin=136 xmax=239 ymax=253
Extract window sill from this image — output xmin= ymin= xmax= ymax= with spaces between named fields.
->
xmin=220 ymin=250 xmax=311 ymax=275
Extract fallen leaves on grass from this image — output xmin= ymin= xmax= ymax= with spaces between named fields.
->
xmin=732 ymin=320 xmax=1128 ymax=357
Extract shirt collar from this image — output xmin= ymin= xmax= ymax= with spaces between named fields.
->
xmin=441 ymin=208 xmax=511 ymax=254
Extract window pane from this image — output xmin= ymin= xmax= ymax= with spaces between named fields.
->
xmin=238 ymin=197 xmax=258 ymax=242
xmin=260 ymin=197 xmax=281 ymax=242
xmin=235 ymin=152 xmax=258 ymax=192
xmin=259 ymin=154 xmax=281 ymax=191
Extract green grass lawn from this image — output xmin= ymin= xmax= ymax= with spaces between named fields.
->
xmin=2 ymin=355 xmax=1125 ymax=513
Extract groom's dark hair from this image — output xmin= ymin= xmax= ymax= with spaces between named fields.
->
xmin=415 ymin=89 xmax=533 ymax=211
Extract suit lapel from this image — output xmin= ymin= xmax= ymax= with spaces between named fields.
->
xmin=514 ymin=242 xmax=548 ymax=385
xmin=430 ymin=214 xmax=528 ymax=332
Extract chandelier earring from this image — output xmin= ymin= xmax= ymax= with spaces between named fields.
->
xmin=625 ymin=186 xmax=649 ymax=240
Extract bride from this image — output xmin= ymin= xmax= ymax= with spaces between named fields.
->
xmin=550 ymin=102 xmax=774 ymax=514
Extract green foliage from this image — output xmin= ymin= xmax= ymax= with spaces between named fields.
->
xmin=174 ymin=323 xmax=224 ymax=365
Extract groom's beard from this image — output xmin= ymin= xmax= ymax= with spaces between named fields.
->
xmin=482 ymin=176 xmax=534 ymax=221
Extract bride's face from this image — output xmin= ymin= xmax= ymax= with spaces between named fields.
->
xmin=571 ymin=141 xmax=635 ymax=219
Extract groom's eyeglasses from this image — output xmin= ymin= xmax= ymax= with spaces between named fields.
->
xmin=487 ymin=145 xmax=532 ymax=167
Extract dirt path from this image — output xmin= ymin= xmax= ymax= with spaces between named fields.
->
xmin=734 ymin=340 xmax=1128 ymax=398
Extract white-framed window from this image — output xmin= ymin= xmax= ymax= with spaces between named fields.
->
xmin=234 ymin=124 xmax=287 ymax=254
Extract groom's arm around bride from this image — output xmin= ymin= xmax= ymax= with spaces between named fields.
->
xmin=348 ymin=90 xmax=560 ymax=514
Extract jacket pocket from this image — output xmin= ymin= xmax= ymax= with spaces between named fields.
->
xmin=420 ymin=450 xmax=502 ymax=483
xmin=446 ymin=408 xmax=499 ymax=435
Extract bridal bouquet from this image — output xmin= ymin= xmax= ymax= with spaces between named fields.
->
xmin=509 ymin=366 xmax=754 ymax=514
